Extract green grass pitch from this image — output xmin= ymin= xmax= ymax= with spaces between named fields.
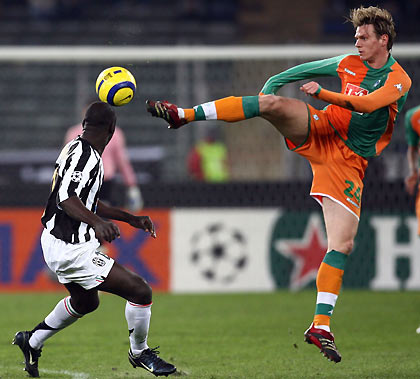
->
xmin=1 ymin=290 xmax=420 ymax=378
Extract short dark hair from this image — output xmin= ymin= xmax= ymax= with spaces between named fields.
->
xmin=83 ymin=101 xmax=116 ymax=129
xmin=349 ymin=6 xmax=396 ymax=50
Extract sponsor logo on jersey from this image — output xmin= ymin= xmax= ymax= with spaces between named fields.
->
xmin=344 ymin=83 xmax=369 ymax=97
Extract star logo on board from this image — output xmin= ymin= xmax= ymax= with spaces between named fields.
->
xmin=275 ymin=214 xmax=327 ymax=290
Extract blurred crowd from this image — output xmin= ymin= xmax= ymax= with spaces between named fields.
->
xmin=0 ymin=0 xmax=418 ymax=45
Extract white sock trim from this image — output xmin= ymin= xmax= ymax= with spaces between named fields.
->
xmin=64 ymin=297 xmax=83 ymax=318
xmin=128 ymin=301 xmax=152 ymax=308
xmin=316 ymin=292 xmax=338 ymax=306
xmin=201 ymin=101 xmax=217 ymax=120
xmin=316 ymin=325 xmax=331 ymax=332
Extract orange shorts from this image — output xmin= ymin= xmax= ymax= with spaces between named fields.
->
xmin=285 ymin=104 xmax=368 ymax=219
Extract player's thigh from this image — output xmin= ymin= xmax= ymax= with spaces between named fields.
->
xmin=97 ymin=261 xmax=152 ymax=304
xmin=322 ymin=197 xmax=359 ymax=254
xmin=259 ymin=95 xmax=309 ymax=146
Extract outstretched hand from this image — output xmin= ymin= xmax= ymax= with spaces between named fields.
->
xmin=128 ymin=215 xmax=157 ymax=238
xmin=300 ymin=81 xmax=321 ymax=96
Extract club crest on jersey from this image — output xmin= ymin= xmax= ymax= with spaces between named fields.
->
xmin=344 ymin=83 xmax=369 ymax=97
xmin=71 ymin=171 xmax=83 ymax=182
xmin=394 ymin=83 xmax=402 ymax=92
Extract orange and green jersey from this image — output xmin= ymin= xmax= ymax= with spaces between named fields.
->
xmin=405 ymin=105 xmax=420 ymax=147
xmin=261 ymin=54 xmax=411 ymax=158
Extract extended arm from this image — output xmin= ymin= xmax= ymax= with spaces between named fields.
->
xmin=301 ymin=70 xmax=411 ymax=113
xmin=261 ymin=55 xmax=345 ymax=95
xmin=315 ymin=85 xmax=402 ymax=113
xmin=97 ymin=200 xmax=156 ymax=237
xmin=405 ymin=146 xmax=418 ymax=196
xmin=60 ymin=196 xmax=121 ymax=242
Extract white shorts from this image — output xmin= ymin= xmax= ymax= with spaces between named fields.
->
xmin=41 ymin=229 xmax=115 ymax=290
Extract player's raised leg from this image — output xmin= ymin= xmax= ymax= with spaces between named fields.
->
xmin=304 ymin=198 xmax=359 ymax=362
xmin=146 ymin=94 xmax=309 ymax=146
xmin=97 ymin=261 xmax=176 ymax=377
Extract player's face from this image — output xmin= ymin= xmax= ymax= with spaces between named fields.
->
xmin=354 ymin=24 xmax=387 ymax=64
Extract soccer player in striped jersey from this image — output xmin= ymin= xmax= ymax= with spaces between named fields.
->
xmin=147 ymin=6 xmax=411 ymax=362
xmin=13 ymin=102 xmax=176 ymax=377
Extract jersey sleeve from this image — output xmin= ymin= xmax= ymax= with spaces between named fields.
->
xmin=315 ymin=69 xmax=412 ymax=113
xmin=260 ymin=54 xmax=347 ymax=95
xmin=57 ymin=143 xmax=97 ymax=204
xmin=405 ymin=109 xmax=419 ymax=147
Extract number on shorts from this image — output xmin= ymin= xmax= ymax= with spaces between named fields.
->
xmin=344 ymin=180 xmax=361 ymax=204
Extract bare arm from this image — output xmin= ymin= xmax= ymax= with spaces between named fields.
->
xmin=60 ymin=196 xmax=121 ymax=242
xmin=405 ymin=145 xmax=419 ymax=196
xmin=97 ymin=200 xmax=156 ymax=238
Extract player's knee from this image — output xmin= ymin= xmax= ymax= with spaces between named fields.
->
xmin=260 ymin=94 xmax=288 ymax=118
xmin=72 ymin=296 xmax=100 ymax=315
xmin=337 ymin=239 xmax=354 ymax=255
xmin=130 ymin=277 xmax=152 ymax=305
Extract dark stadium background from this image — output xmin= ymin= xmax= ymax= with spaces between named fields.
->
xmin=0 ymin=0 xmax=418 ymax=211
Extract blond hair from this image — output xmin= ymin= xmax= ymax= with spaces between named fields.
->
xmin=349 ymin=6 xmax=396 ymax=50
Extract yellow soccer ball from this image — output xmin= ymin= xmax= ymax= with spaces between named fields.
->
xmin=95 ymin=66 xmax=136 ymax=106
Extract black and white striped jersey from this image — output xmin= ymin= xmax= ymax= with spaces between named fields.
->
xmin=41 ymin=137 xmax=104 ymax=244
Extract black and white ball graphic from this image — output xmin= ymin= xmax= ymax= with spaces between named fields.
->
xmin=190 ymin=223 xmax=248 ymax=283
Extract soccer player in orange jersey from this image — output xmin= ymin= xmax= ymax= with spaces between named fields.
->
xmin=404 ymin=105 xmax=420 ymax=335
xmin=404 ymin=106 xmax=420 ymax=231
xmin=147 ymin=6 xmax=411 ymax=362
